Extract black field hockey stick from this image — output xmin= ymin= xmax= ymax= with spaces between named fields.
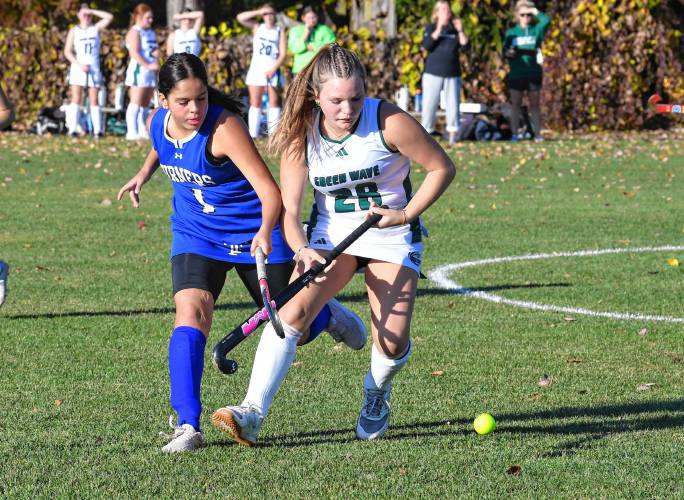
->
xmin=212 ymin=212 xmax=382 ymax=375
xmin=255 ymin=246 xmax=285 ymax=338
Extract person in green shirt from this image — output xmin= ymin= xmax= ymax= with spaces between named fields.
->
xmin=287 ymin=6 xmax=336 ymax=75
xmin=503 ymin=0 xmax=550 ymax=141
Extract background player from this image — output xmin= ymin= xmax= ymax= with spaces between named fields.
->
xmin=165 ymin=8 xmax=204 ymax=57
xmin=125 ymin=3 xmax=159 ymax=140
xmin=237 ymin=3 xmax=287 ymax=139
xmin=63 ymin=4 xmax=113 ymax=137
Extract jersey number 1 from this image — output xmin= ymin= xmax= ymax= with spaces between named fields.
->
xmin=192 ymin=189 xmax=216 ymax=213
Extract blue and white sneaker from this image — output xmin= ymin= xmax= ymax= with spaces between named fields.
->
xmin=160 ymin=416 xmax=205 ymax=453
xmin=326 ymin=298 xmax=367 ymax=350
xmin=0 ymin=260 xmax=9 ymax=307
xmin=356 ymin=386 xmax=391 ymax=440
xmin=212 ymin=404 xmax=264 ymax=447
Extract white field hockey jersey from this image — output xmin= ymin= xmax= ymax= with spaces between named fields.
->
xmin=173 ymin=28 xmax=200 ymax=56
xmin=306 ymin=97 xmax=423 ymax=245
xmin=127 ymin=25 xmax=158 ymax=64
xmin=251 ymin=24 xmax=280 ymax=68
xmin=73 ymin=25 xmax=101 ymax=68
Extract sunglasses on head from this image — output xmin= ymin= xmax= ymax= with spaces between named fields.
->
xmin=519 ymin=12 xmax=533 ymax=17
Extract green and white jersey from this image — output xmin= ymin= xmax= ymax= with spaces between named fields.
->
xmin=306 ymin=98 xmax=423 ymax=255
xmin=73 ymin=25 xmax=101 ymax=68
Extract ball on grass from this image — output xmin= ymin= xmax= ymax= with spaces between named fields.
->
xmin=473 ymin=413 xmax=496 ymax=435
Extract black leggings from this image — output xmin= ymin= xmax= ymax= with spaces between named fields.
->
xmin=171 ymin=253 xmax=295 ymax=307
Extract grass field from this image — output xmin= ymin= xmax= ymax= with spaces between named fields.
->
xmin=1 ymin=130 xmax=683 ymax=498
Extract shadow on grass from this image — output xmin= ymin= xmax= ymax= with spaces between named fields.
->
xmin=243 ymin=399 xmax=684 ymax=455
xmin=4 ymin=283 xmax=571 ymax=320
xmin=3 ymin=301 xmax=258 ymax=320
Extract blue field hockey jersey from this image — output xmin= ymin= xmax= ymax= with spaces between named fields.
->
xmin=150 ymin=103 xmax=293 ymax=263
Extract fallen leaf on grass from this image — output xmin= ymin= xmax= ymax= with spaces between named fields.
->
xmin=35 ymin=265 xmax=49 ymax=271
xmin=100 ymin=198 xmax=112 ymax=207
xmin=663 ymin=351 xmax=681 ymax=363
xmin=292 ymin=361 xmax=303 ymax=368
xmin=431 ymin=370 xmax=445 ymax=377
xmin=507 ymin=465 xmax=522 ymax=476
xmin=637 ymin=383 xmax=656 ymax=391
xmin=667 ymin=258 xmax=679 ymax=267
xmin=563 ymin=316 xmax=576 ymax=322
xmin=567 ymin=358 xmax=582 ymax=364
xmin=538 ymin=374 xmax=553 ymax=387
xmin=531 ymin=392 xmax=541 ymax=401
xmin=623 ymin=191 xmax=636 ymax=197
xmin=54 ymin=400 xmax=62 ymax=407
xmin=399 ymin=468 xmax=408 ymax=476
xmin=638 ymin=328 xmax=648 ymax=337
xmin=137 ymin=220 xmax=146 ymax=230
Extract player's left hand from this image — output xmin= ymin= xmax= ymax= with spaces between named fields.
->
xmin=265 ymin=68 xmax=277 ymax=79
xmin=366 ymin=201 xmax=408 ymax=228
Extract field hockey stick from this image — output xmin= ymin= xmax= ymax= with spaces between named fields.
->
xmin=212 ymin=213 xmax=382 ymax=375
xmin=255 ymin=246 xmax=285 ymax=338
xmin=648 ymin=94 xmax=684 ymax=114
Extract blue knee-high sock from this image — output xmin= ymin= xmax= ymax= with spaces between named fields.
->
xmin=169 ymin=326 xmax=206 ymax=431
xmin=304 ymin=304 xmax=332 ymax=345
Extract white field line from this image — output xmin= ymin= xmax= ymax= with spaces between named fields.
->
xmin=428 ymin=246 xmax=684 ymax=323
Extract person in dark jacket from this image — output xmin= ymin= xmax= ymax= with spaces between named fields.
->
xmin=421 ymin=0 xmax=468 ymax=143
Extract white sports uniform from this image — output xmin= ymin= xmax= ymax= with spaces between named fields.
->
xmin=245 ymin=24 xmax=281 ymax=87
xmin=306 ymin=98 xmax=424 ymax=274
xmin=125 ymin=26 xmax=158 ymax=88
xmin=67 ymin=25 xmax=103 ymax=88
xmin=172 ymin=28 xmax=201 ymax=56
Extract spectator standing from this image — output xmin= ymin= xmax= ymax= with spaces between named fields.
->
xmin=503 ymin=0 xmax=550 ymax=141
xmin=63 ymin=4 xmax=113 ymax=137
xmin=237 ymin=3 xmax=287 ymax=138
xmin=165 ymin=8 xmax=204 ymax=57
xmin=287 ymin=6 xmax=335 ymax=76
xmin=421 ymin=0 xmax=468 ymax=143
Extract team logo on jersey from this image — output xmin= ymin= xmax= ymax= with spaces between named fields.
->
xmin=174 ymin=152 xmax=183 ymax=159
xmin=335 ymin=147 xmax=349 ymax=158
xmin=408 ymin=251 xmax=422 ymax=267
xmin=313 ymin=237 xmax=328 ymax=245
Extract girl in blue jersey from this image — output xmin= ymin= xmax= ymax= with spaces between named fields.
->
xmin=117 ymin=53 xmax=366 ymax=453
xmin=212 ymin=45 xmax=455 ymax=446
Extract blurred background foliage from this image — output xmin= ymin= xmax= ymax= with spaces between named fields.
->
xmin=0 ymin=0 xmax=682 ymax=131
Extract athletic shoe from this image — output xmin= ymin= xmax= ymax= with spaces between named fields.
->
xmin=159 ymin=417 xmax=205 ymax=453
xmin=125 ymin=133 xmax=139 ymax=141
xmin=510 ymin=134 xmax=520 ymax=142
xmin=534 ymin=135 xmax=545 ymax=143
xmin=326 ymin=298 xmax=367 ymax=350
xmin=211 ymin=405 xmax=263 ymax=447
xmin=356 ymin=386 xmax=391 ymax=440
xmin=0 ymin=260 xmax=8 ymax=307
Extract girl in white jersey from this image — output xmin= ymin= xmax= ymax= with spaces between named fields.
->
xmin=212 ymin=44 xmax=455 ymax=445
xmin=237 ymin=3 xmax=287 ymax=139
xmin=165 ymin=8 xmax=204 ymax=57
xmin=125 ymin=3 xmax=160 ymax=141
xmin=63 ymin=4 xmax=113 ymax=137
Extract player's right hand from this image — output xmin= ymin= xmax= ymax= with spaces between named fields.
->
xmin=117 ymin=174 xmax=147 ymax=208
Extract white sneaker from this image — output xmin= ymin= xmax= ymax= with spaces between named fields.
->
xmin=326 ymin=298 xmax=367 ymax=350
xmin=160 ymin=417 xmax=205 ymax=453
xmin=356 ymin=386 xmax=391 ymax=440
xmin=211 ymin=405 xmax=263 ymax=447
xmin=0 ymin=260 xmax=9 ymax=307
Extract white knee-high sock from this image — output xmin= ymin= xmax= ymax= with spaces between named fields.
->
xmin=66 ymin=103 xmax=81 ymax=135
xmin=90 ymin=105 xmax=102 ymax=135
xmin=125 ymin=103 xmax=140 ymax=138
xmin=248 ymin=106 xmax=262 ymax=138
xmin=242 ymin=321 xmax=301 ymax=417
xmin=137 ymin=106 xmax=150 ymax=139
xmin=364 ymin=340 xmax=413 ymax=392
xmin=266 ymin=106 xmax=281 ymax=135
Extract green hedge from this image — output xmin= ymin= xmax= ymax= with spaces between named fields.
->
xmin=1 ymin=1 xmax=682 ymax=132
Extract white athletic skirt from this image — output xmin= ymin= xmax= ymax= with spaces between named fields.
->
xmin=125 ymin=61 xmax=157 ymax=88
xmin=68 ymin=64 xmax=103 ymax=88
xmin=308 ymin=214 xmax=424 ymax=274
xmin=245 ymin=65 xmax=280 ymax=87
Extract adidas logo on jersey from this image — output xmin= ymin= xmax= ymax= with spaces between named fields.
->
xmin=335 ymin=147 xmax=349 ymax=158
xmin=313 ymin=238 xmax=327 ymax=245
